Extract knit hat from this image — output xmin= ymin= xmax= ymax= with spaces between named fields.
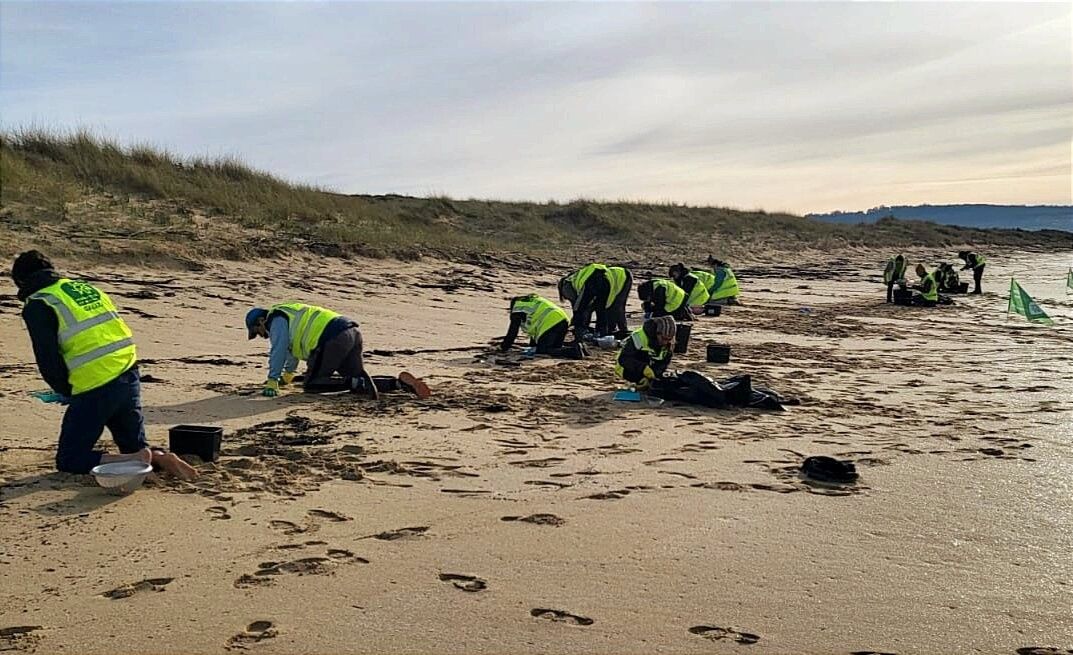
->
xmin=11 ymin=250 xmax=54 ymax=287
xmin=648 ymin=315 xmax=677 ymax=341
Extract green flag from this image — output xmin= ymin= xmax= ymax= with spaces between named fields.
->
xmin=1008 ymin=279 xmax=1054 ymax=325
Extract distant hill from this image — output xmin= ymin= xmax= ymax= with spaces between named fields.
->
xmin=810 ymin=205 xmax=1072 ymax=232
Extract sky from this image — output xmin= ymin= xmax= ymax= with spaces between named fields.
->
xmin=1 ymin=1 xmax=1070 ymax=214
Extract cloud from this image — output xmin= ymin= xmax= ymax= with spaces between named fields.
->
xmin=1 ymin=1 xmax=1069 ymax=212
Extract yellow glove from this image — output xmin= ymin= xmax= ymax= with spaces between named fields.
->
xmin=281 ymin=372 xmax=296 ymax=386
xmin=642 ymin=366 xmax=657 ymax=380
xmin=262 ymin=379 xmax=280 ymax=397
xmin=635 ymin=377 xmax=651 ymax=391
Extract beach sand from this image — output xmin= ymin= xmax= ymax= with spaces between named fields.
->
xmin=1 ymin=250 xmax=1071 ymax=654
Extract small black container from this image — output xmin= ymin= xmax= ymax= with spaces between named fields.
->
xmin=706 ymin=344 xmax=731 ymax=363
xmin=893 ymin=289 xmax=913 ymax=306
xmin=957 ymin=282 xmax=969 ymax=294
xmin=703 ymin=304 xmax=722 ymax=317
xmin=169 ymin=425 xmax=223 ymax=462
xmin=673 ymin=322 xmax=692 ymax=354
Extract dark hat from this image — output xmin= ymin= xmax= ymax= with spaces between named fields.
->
xmin=11 ymin=250 xmax=54 ymax=287
xmin=245 ymin=307 xmax=269 ymax=339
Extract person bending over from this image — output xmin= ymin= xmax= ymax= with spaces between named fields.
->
xmin=500 ymin=294 xmax=584 ymax=358
xmin=958 ymin=251 xmax=986 ymax=294
xmin=637 ymin=279 xmax=692 ymax=321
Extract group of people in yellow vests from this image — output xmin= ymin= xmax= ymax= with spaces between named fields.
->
xmin=500 ymin=258 xmax=742 ymax=396
xmin=883 ymin=251 xmax=986 ymax=307
xmin=10 ymin=248 xmax=739 ymax=478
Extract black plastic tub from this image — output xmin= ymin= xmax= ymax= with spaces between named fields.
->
xmin=704 ymin=304 xmax=722 ymax=317
xmin=707 ymin=344 xmax=731 ymax=363
xmin=169 ymin=425 xmax=223 ymax=462
xmin=674 ymin=322 xmax=692 ymax=354
xmin=958 ymin=282 xmax=969 ymax=293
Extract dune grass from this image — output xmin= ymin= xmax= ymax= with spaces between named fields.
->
xmin=2 ymin=128 xmax=1069 ymax=266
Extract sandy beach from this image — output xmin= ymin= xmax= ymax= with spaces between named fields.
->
xmin=1 ymin=249 xmax=1071 ymax=655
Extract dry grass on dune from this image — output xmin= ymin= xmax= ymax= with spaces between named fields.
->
xmin=1 ymin=128 xmax=1069 ymax=267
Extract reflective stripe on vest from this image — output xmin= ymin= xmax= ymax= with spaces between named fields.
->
xmin=922 ymin=273 xmax=938 ymax=302
xmin=653 ymin=279 xmax=686 ymax=312
xmin=569 ymin=264 xmax=608 ymax=295
xmin=884 ymin=258 xmax=906 ymax=284
xmin=513 ymin=296 xmax=568 ymax=340
xmin=29 ymin=279 xmax=136 ymax=395
xmin=975 ymin=254 xmax=986 ymax=267
xmin=605 ymin=267 xmax=629 ymax=308
xmin=710 ymin=267 xmax=740 ymax=301
xmin=270 ymin=302 xmax=342 ymax=361
xmin=684 ymin=273 xmax=711 ymax=307
xmin=690 ymin=269 xmax=717 ymax=293
xmin=615 ymin=327 xmax=667 ymax=378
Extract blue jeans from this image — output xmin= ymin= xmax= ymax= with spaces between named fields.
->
xmin=56 ymin=367 xmax=148 ymax=474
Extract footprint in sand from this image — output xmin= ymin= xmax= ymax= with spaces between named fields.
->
xmin=308 ymin=509 xmax=351 ymax=522
xmin=438 ymin=573 xmax=487 ymax=592
xmin=581 ymin=489 xmax=630 ymax=500
xmin=1016 ymin=649 xmax=1073 ymax=655
xmin=268 ymin=519 xmax=308 ymax=535
xmin=530 ymin=608 xmax=593 ymax=626
xmin=227 ymin=620 xmax=277 ymax=649
xmin=206 ymin=506 xmax=231 ymax=520
xmin=501 ymin=514 xmax=566 ymax=526
xmin=236 ymin=550 xmax=369 ymax=588
xmin=366 ymin=526 xmax=429 ymax=541
xmin=0 ymin=626 xmax=42 ymax=652
xmin=101 ymin=578 xmax=174 ymax=599
xmin=689 ymin=625 xmax=760 ymax=645
xmin=851 ymin=651 xmax=899 ymax=655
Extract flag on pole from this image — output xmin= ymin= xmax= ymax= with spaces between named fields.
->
xmin=1007 ymin=279 xmax=1054 ymax=325
xmin=1066 ymin=267 xmax=1073 ymax=292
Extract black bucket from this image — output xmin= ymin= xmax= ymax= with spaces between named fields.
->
xmin=673 ymin=322 xmax=692 ymax=354
xmin=706 ymin=344 xmax=731 ymax=363
xmin=957 ymin=282 xmax=969 ymax=293
xmin=169 ymin=425 xmax=223 ymax=462
xmin=704 ymin=304 xmax=722 ymax=317
xmin=893 ymin=288 xmax=913 ymax=306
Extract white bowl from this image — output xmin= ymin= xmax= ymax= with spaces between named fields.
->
xmin=91 ymin=461 xmax=153 ymax=494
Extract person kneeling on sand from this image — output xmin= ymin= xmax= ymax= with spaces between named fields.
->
xmin=245 ymin=304 xmax=429 ymax=400
xmin=499 ymin=294 xmax=586 ymax=359
xmin=668 ymin=263 xmax=712 ymax=314
xmin=615 ymin=316 xmax=676 ymax=391
xmin=911 ymin=264 xmax=939 ymax=307
xmin=11 ymin=251 xmax=197 ymax=480
xmin=637 ymin=279 xmax=693 ymax=321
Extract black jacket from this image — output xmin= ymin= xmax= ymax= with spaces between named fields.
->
xmin=961 ymin=253 xmax=983 ymax=270
xmin=571 ymin=269 xmax=611 ymax=330
xmin=18 ymin=269 xmax=72 ymax=396
xmin=617 ymin=322 xmax=672 ymax=384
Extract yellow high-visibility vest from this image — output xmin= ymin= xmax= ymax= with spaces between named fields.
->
xmin=683 ymin=273 xmax=711 ymax=307
xmin=512 ymin=295 xmax=568 ymax=339
xmin=710 ymin=267 xmax=740 ymax=301
xmin=29 ymin=279 xmax=137 ymax=395
xmin=652 ymin=279 xmax=686 ymax=312
xmin=270 ymin=302 xmax=341 ymax=361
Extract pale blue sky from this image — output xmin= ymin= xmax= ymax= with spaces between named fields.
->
xmin=1 ymin=1 xmax=1070 ymax=213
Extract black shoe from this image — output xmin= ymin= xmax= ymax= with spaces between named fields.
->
xmin=349 ymin=372 xmax=379 ymax=400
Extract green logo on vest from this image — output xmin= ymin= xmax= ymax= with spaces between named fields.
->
xmin=61 ymin=281 xmax=102 ymax=308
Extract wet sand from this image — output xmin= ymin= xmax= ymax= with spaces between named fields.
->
xmin=1 ymin=250 xmax=1071 ymax=654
